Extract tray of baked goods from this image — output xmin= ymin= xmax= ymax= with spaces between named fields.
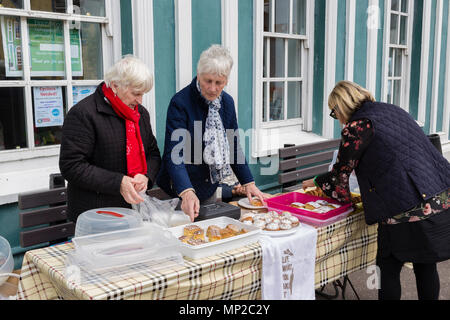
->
xmin=168 ymin=217 xmax=261 ymax=259
xmin=265 ymin=191 xmax=353 ymax=227
xmin=239 ymin=211 xmax=301 ymax=237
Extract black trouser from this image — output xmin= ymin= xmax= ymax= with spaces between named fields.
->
xmin=376 ymin=254 xmax=440 ymax=300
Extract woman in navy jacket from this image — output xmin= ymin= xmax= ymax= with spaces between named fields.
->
xmin=303 ymin=81 xmax=450 ymax=300
xmin=157 ymin=45 xmax=265 ymax=221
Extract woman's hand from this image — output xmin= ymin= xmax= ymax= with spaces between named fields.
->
xmin=133 ymin=174 xmax=149 ymax=193
xmin=181 ymin=190 xmax=200 ymax=222
xmin=301 ymin=178 xmax=316 ymax=190
xmin=120 ymin=176 xmax=145 ymax=204
xmin=245 ymin=182 xmax=267 ymax=205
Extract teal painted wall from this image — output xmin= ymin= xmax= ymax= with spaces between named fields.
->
xmin=312 ymin=0 xmax=326 ymax=135
xmin=409 ymin=0 xmax=424 ymax=120
xmin=120 ymin=0 xmax=133 ymax=55
xmin=334 ymin=0 xmax=347 ymax=138
xmin=424 ymin=0 xmax=438 ymax=134
xmin=153 ymin=0 xmax=176 ymax=147
xmin=436 ymin=0 xmax=449 ymax=132
xmin=375 ymin=0 xmax=385 ymax=102
xmin=353 ymin=0 xmax=369 ymax=87
xmin=191 ymin=0 xmax=222 ymax=76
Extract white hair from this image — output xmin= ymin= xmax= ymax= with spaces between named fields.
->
xmin=104 ymin=55 xmax=153 ymax=93
xmin=197 ymin=45 xmax=233 ymax=78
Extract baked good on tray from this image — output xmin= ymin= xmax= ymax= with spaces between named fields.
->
xmin=180 ymin=223 xmax=248 ymax=246
xmin=240 ymin=211 xmax=300 ymax=232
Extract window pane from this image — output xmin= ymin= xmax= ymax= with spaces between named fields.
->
xmin=393 ymin=80 xmax=401 ymax=106
xmin=390 ymin=14 xmax=399 ymax=44
xmin=31 ymin=0 xmax=66 ymax=13
xmin=0 ymin=87 xmax=26 ymax=150
xmin=275 ymin=0 xmax=289 ymax=33
xmin=270 ymin=38 xmax=285 ymax=78
xmin=401 ymin=0 xmax=408 ymax=13
xmin=0 ymin=0 xmax=23 ymax=9
xmin=287 ymin=82 xmax=301 ymax=119
xmin=264 ymin=0 xmax=271 ymax=32
xmin=400 ymin=15 xmax=407 ymax=45
xmin=72 ymin=22 xmax=103 ymax=80
xmin=73 ymin=0 xmax=105 ymax=17
xmin=263 ymin=82 xmax=267 ymax=122
xmin=269 ymin=82 xmax=284 ymax=121
xmin=391 ymin=0 xmax=399 ymax=11
xmin=32 ymin=86 xmax=67 ymax=147
xmin=0 ymin=16 xmax=23 ymax=80
xmin=288 ymin=39 xmax=301 ymax=77
xmin=387 ymin=80 xmax=392 ymax=104
xmin=388 ymin=48 xmax=394 ymax=77
xmin=394 ymin=49 xmax=402 ymax=77
xmin=28 ymin=19 xmax=66 ymax=80
xmin=263 ymin=37 xmax=268 ymax=78
xmin=292 ymin=0 xmax=306 ymax=35
xmin=73 ymin=85 xmax=97 ymax=106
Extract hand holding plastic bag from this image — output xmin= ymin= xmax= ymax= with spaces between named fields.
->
xmin=132 ymin=193 xmax=191 ymax=228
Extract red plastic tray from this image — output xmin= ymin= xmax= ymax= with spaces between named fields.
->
xmin=265 ymin=192 xmax=352 ymax=221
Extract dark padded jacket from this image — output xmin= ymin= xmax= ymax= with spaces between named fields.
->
xmin=351 ymin=101 xmax=450 ymax=225
xmin=59 ymin=83 xmax=161 ymax=222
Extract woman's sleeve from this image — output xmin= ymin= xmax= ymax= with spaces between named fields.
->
xmin=145 ymin=121 xmax=161 ymax=189
xmin=59 ymin=106 xmax=124 ymax=195
xmin=314 ymin=119 xmax=374 ymax=203
xmin=162 ymin=99 xmax=195 ymax=196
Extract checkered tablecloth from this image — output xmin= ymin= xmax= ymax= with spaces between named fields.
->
xmin=17 ymin=210 xmax=377 ymax=300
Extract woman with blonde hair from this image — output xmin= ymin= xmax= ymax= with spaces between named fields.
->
xmin=303 ymin=80 xmax=450 ymax=300
xmin=60 ymin=55 xmax=161 ymax=222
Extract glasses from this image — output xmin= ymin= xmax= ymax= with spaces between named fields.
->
xmin=330 ymin=106 xmax=338 ymax=119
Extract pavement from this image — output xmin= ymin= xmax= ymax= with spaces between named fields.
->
xmin=316 ymin=259 xmax=450 ymax=300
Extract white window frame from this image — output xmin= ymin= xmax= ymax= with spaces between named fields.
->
xmin=381 ymin=0 xmax=414 ymax=112
xmin=253 ymin=0 xmax=316 ymax=158
xmin=0 ymin=0 xmax=119 ymax=163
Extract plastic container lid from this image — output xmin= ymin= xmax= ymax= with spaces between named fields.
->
xmin=0 ymin=236 xmax=14 ymax=287
xmin=71 ymin=225 xmax=183 ymax=271
xmin=75 ymin=207 xmax=143 ymax=237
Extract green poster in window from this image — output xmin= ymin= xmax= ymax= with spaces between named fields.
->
xmin=27 ymin=19 xmax=83 ymax=77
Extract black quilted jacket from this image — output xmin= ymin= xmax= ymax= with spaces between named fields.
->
xmin=351 ymin=101 xmax=450 ymax=225
xmin=59 ymin=83 xmax=161 ymax=222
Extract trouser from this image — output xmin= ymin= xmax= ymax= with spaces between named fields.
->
xmin=376 ymin=254 xmax=440 ymax=300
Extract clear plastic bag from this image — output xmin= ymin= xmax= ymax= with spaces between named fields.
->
xmin=132 ymin=193 xmax=191 ymax=228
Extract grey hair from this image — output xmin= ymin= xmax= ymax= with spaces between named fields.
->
xmin=104 ymin=55 xmax=153 ymax=93
xmin=197 ymin=44 xmax=233 ymax=78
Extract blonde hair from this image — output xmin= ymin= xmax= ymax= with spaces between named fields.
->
xmin=104 ymin=55 xmax=153 ymax=93
xmin=197 ymin=44 xmax=233 ymax=78
xmin=328 ymin=81 xmax=375 ymax=121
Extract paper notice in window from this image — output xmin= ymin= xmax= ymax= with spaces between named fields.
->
xmin=33 ymin=87 xmax=64 ymax=128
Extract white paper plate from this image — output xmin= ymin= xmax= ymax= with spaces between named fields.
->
xmin=238 ymin=197 xmax=266 ymax=210
xmin=261 ymin=225 xmax=301 ymax=237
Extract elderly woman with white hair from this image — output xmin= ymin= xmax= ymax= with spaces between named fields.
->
xmin=157 ymin=45 xmax=266 ymax=221
xmin=60 ymin=55 xmax=161 ymax=222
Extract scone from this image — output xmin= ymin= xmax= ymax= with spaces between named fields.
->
xmin=220 ymin=228 xmax=234 ymax=239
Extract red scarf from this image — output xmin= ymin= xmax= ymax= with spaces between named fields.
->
xmin=102 ymin=83 xmax=147 ymax=178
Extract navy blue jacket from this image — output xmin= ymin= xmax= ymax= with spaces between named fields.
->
xmin=351 ymin=101 xmax=450 ymax=225
xmin=156 ymin=77 xmax=254 ymax=200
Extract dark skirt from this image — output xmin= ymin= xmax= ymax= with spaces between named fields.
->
xmin=377 ymin=208 xmax=450 ymax=264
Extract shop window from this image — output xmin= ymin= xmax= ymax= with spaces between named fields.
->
xmin=0 ymin=0 xmax=23 ymax=9
xmin=0 ymin=1 xmax=108 ymax=156
xmin=0 ymin=87 xmax=26 ymax=151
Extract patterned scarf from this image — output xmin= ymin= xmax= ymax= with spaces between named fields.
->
xmin=102 ymin=83 xmax=147 ymax=178
xmin=197 ymin=80 xmax=233 ymax=184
